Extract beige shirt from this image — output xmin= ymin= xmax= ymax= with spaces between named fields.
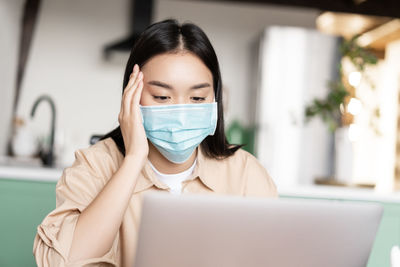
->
xmin=33 ymin=137 xmax=278 ymax=267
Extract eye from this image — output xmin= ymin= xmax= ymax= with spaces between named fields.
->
xmin=191 ymin=97 xmax=206 ymax=102
xmin=153 ymin=95 xmax=170 ymax=101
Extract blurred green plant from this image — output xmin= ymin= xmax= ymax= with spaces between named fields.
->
xmin=226 ymin=120 xmax=255 ymax=155
xmin=304 ymin=35 xmax=379 ymax=133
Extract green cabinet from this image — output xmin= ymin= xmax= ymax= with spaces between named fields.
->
xmin=0 ymin=178 xmax=57 ymax=267
xmin=280 ymin=194 xmax=400 ymax=267
xmin=367 ymin=203 xmax=400 ymax=266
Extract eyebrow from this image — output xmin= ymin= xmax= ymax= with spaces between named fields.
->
xmin=147 ymin=80 xmax=211 ymax=90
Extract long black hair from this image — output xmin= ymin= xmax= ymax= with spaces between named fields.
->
xmin=100 ymin=18 xmax=242 ymax=159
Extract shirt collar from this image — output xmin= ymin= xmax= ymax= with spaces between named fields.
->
xmin=190 ymin=145 xmax=219 ymax=192
xmin=133 ymin=145 xmax=218 ymax=194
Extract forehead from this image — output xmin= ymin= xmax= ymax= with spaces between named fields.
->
xmin=141 ymin=52 xmax=213 ymax=82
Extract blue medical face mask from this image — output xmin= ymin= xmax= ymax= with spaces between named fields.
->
xmin=139 ymin=102 xmax=218 ymax=164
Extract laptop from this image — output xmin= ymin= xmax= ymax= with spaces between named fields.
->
xmin=133 ymin=192 xmax=383 ymax=267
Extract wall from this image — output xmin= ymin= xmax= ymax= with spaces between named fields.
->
xmin=0 ymin=0 xmax=25 ymax=155
xmin=15 ymin=0 xmax=130 ymax=165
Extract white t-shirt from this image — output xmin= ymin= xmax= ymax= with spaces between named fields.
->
xmin=148 ymin=158 xmax=197 ymax=195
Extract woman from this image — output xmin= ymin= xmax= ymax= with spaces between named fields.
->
xmin=33 ymin=19 xmax=278 ymax=267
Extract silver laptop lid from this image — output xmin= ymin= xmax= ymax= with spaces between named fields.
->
xmin=134 ymin=192 xmax=383 ymax=267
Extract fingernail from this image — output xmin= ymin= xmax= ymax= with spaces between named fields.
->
xmin=133 ymin=64 xmax=138 ymax=72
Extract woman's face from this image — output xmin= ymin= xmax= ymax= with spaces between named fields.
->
xmin=140 ymin=52 xmax=215 ymax=106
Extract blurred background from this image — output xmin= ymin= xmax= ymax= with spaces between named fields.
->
xmin=1 ymin=0 xmax=400 ymax=266
xmin=2 ymin=0 xmax=400 ymax=190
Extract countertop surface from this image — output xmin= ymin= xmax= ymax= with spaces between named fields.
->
xmin=279 ymin=184 xmax=400 ymax=203
xmin=2 ymin=159 xmax=400 ymax=203
xmin=0 ymin=156 xmax=65 ymax=182
xmin=0 ymin=164 xmax=64 ymax=182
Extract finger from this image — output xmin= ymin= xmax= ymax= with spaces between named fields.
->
xmin=132 ymin=78 xmax=144 ymax=106
xmin=132 ymin=80 xmax=144 ymax=123
xmin=122 ymin=65 xmax=139 ymax=99
xmin=121 ymin=65 xmax=139 ymax=110
xmin=126 ymin=71 xmax=143 ymax=106
xmin=122 ymin=68 xmax=140 ymax=114
xmin=118 ymin=111 xmax=124 ymax=124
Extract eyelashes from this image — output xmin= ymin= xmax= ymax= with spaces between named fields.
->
xmin=153 ymin=96 xmax=170 ymax=101
xmin=152 ymin=96 xmax=206 ymax=102
xmin=191 ymin=97 xmax=206 ymax=102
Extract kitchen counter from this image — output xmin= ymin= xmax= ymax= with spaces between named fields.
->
xmin=0 ymin=164 xmax=63 ymax=182
xmin=279 ymin=184 xmax=400 ymax=204
xmin=2 ymin=159 xmax=400 ymax=203
xmin=0 ymin=155 xmax=66 ymax=182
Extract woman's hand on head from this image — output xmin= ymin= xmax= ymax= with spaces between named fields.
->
xmin=118 ymin=64 xmax=148 ymax=164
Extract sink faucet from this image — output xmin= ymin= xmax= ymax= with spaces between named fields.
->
xmin=30 ymin=94 xmax=56 ymax=167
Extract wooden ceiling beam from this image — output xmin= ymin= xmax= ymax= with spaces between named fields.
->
xmin=198 ymin=0 xmax=400 ymax=18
